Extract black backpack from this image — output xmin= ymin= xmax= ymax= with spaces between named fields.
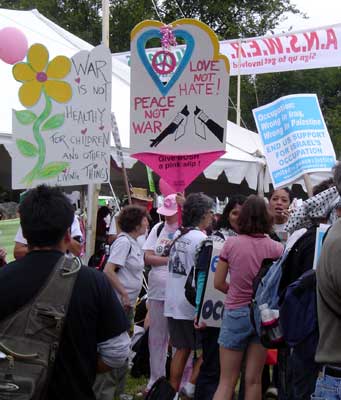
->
xmin=145 ymin=377 xmax=176 ymax=400
xmin=279 ymin=269 xmax=318 ymax=361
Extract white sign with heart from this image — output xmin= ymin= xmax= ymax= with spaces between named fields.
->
xmin=130 ymin=19 xmax=230 ymax=155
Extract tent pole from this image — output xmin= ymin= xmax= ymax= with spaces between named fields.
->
xmin=236 ymin=39 xmax=242 ymax=126
xmin=303 ymin=173 xmax=313 ymax=198
xmin=257 ymin=165 xmax=265 ymax=197
xmin=85 ymin=0 xmax=110 ymax=262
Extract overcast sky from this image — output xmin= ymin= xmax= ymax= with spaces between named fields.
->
xmin=276 ymin=0 xmax=341 ymax=32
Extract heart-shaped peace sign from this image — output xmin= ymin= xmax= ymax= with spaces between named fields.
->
xmin=136 ymin=28 xmax=194 ymax=96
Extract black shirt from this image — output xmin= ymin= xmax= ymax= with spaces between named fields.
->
xmin=279 ymin=227 xmax=317 ymax=292
xmin=0 ymin=250 xmax=128 ymax=400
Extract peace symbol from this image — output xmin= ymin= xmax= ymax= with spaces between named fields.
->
xmin=152 ymin=50 xmax=177 ymax=75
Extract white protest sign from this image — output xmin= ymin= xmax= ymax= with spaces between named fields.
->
xmin=313 ymin=223 xmax=330 ymax=270
xmin=111 ymin=113 xmax=124 ymax=167
xmin=253 ymin=94 xmax=336 ymax=189
xmin=115 ymin=24 xmax=341 ymax=76
xmin=198 ymin=236 xmax=228 ymax=328
xmin=12 ymin=44 xmax=111 ymax=189
xmin=130 ymin=20 xmax=229 ymax=155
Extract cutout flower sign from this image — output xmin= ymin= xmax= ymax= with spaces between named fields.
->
xmin=12 ymin=43 xmax=72 ymax=185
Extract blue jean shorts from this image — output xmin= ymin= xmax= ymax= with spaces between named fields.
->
xmin=311 ymin=373 xmax=341 ymax=399
xmin=218 ymin=306 xmax=260 ymax=351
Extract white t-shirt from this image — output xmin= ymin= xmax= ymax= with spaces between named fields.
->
xmin=108 ymin=232 xmax=144 ymax=307
xmin=143 ymin=221 xmax=178 ymax=301
xmin=164 ymin=229 xmax=207 ymax=320
xmin=15 ymin=215 xmax=83 ymax=245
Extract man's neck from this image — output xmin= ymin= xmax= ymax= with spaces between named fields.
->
xmin=28 ymin=245 xmax=65 ymax=253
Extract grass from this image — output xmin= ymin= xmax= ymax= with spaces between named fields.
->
xmin=125 ymin=375 xmax=148 ymax=396
xmin=0 ymin=218 xmax=19 ymax=263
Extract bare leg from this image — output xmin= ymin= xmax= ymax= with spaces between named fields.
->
xmin=213 ymin=347 xmax=244 ymax=400
xmin=244 ymin=343 xmax=267 ymax=400
xmin=188 ymin=355 xmax=203 ymax=384
xmin=170 ymin=348 xmax=191 ymax=391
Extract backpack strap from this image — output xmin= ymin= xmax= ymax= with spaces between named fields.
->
xmin=156 ymin=222 xmax=165 ymax=238
xmin=116 ymin=234 xmax=132 ymax=254
xmin=24 ymin=256 xmax=81 ymax=357
xmin=167 ymin=227 xmax=194 ymax=254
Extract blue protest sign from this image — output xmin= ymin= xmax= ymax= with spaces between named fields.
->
xmin=253 ymin=94 xmax=336 ymax=188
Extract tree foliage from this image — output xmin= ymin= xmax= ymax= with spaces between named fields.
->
xmin=0 ymin=0 xmax=103 ymax=45
xmin=161 ymin=0 xmax=300 ymax=39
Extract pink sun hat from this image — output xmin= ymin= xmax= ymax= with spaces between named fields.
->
xmin=157 ymin=194 xmax=178 ymax=216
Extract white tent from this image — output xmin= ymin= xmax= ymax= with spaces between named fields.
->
xmin=0 ymin=8 xmax=330 ymax=193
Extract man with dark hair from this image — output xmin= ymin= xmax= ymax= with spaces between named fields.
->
xmin=0 ymin=185 xmax=129 ymax=400
xmin=312 ymin=162 xmax=341 ymax=397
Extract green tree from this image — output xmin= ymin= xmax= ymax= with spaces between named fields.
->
xmin=161 ymin=0 xmax=301 ymax=39
xmin=110 ymin=0 xmax=157 ymax=52
xmin=0 ymin=0 xmax=102 ymax=45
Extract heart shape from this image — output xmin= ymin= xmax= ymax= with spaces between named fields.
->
xmin=137 ymin=28 xmax=194 ymax=96
xmin=75 ymin=77 xmax=80 ymax=84
xmin=81 ymin=128 xmax=87 ymax=135
xmin=99 ymin=125 xmax=104 ymax=130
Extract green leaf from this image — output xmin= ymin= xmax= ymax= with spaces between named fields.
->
xmin=16 ymin=139 xmax=38 ymax=157
xmin=15 ymin=110 xmax=37 ymax=125
xmin=37 ymin=162 xmax=70 ymax=179
xmin=41 ymin=114 xmax=65 ymax=131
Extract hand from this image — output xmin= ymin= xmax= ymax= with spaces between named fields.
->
xmin=176 ymin=193 xmax=185 ymax=207
xmin=281 ymin=209 xmax=291 ymax=220
xmin=0 ymin=248 xmax=6 ymax=261
xmin=194 ymin=315 xmax=206 ymax=330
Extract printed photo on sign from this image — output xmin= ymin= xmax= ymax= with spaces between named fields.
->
xmin=253 ymin=94 xmax=336 ymax=188
xmin=12 ymin=44 xmax=112 ymax=189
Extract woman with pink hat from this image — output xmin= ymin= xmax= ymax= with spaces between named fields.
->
xmin=143 ymin=193 xmax=179 ymax=393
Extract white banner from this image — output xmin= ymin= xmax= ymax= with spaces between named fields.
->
xmin=114 ymin=24 xmax=341 ymax=76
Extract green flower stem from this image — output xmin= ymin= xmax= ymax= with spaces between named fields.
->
xmin=22 ymin=90 xmax=52 ymax=185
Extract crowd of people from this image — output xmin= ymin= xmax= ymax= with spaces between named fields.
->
xmin=2 ymin=165 xmax=341 ymax=400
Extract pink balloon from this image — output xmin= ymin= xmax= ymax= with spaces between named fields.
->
xmin=0 ymin=27 xmax=28 ymax=65
xmin=159 ymin=178 xmax=175 ymax=196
